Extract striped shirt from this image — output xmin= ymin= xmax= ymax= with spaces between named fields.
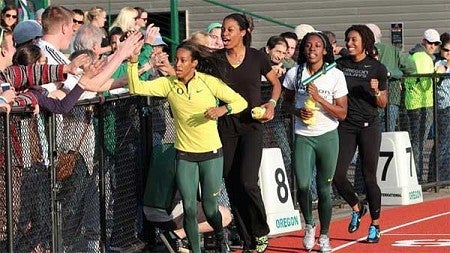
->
xmin=37 ymin=39 xmax=96 ymax=100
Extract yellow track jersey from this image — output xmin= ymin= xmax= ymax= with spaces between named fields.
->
xmin=127 ymin=62 xmax=247 ymax=152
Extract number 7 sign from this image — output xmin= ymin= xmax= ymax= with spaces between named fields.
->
xmin=376 ymin=132 xmax=423 ymax=205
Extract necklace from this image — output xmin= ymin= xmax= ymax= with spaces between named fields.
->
xmin=226 ymin=51 xmax=245 ymax=65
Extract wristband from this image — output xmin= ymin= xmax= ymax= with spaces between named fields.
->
xmin=269 ymin=98 xmax=277 ymax=106
xmin=225 ymin=104 xmax=232 ymax=114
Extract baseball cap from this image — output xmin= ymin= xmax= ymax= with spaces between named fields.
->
xmin=365 ymin=23 xmax=382 ymax=43
xmin=294 ymin=24 xmax=315 ymax=40
xmin=13 ymin=20 xmax=43 ymax=45
xmin=205 ymin=22 xmax=222 ymax=33
xmin=35 ymin=8 xmax=45 ymax=20
xmin=423 ymin=29 xmax=441 ymax=44
xmin=152 ymin=33 xmax=167 ymax=46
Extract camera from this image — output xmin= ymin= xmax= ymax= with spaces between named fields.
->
xmin=1 ymin=83 xmax=10 ymax=92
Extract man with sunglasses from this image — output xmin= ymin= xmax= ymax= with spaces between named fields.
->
xmin=404 ymin=28 xmax=441 ymax=183
xmin=65 ymin=8 xmax=85 ymax=54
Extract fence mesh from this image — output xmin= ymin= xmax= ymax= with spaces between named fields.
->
xmin=1 ymin=76 xmax=449 ymax=252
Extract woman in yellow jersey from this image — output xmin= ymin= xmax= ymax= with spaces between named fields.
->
xmin=127 ymin=41 xmax=247 ymax=253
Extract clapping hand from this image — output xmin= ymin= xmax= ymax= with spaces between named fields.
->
xmin=64 ymin=54 xmax=91 ymax=75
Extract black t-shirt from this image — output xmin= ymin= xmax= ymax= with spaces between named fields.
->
xmin=216 ymin=47 xmax=272 ymax=125
xmin=337 ymin=56 xmax=388 ymax=126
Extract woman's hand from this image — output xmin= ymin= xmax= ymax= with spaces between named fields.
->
xmin=370 ymin=78 xmax=380 ymax=94
xmin=300 ymin=107 xmax=313 ymax=120
xmin=0 ymin=103 xmax=11 ymax=113
xmin=259 ymin=101 xmax=275 ymax=123
xmin=155 ymin=52 xmax=175 ymax=76
xmin=144 ymin=24 xmax=160 ymax=45
xmin=78 ymin=58 xmax=107 ymax=89
xmin=1 ymin=89 xmax=16 ymax=103
xmin=64 ymin=54 xmax=90 ymax=75
xmin=307 ymin=83 xmax=321 ymax=102
xmin=204 ymin=106 xmax=227 ymax=120
xmin=116 ymin=32 xmax=144 ymax=61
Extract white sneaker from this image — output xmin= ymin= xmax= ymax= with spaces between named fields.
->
xmin=318 ymin=234 xmax=331 ymax=252
xmin=302 ymin=224 xmax=316 ymax=250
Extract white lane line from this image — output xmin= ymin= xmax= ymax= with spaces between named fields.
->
xmin=332 ymin=212 xmax=450 ymax=252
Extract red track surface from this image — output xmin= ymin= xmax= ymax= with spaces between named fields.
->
xmin=243 ymin=197 xmax=450 ymax=253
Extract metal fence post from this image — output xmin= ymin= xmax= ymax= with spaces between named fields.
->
xmin=4 ymin=113 xmax=13 ymax=253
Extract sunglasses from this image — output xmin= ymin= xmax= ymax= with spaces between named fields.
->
xmin=442 ymin=48 xmax=450 ymax=52
xmin=5 ymin=13 xmax=17 ymax=19
xmin=73 ymin=19 xmax=84 ymax=25
xmin=426 ymin=40 xmax=440 ymax=46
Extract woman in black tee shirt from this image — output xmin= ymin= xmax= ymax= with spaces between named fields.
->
xmin=216 ymin=13 xmax=282 ymax=253
xmin=334 ymin=25 xmax=388 ymax=244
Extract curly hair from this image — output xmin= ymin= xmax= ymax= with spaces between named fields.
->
xmin=344 ymin=25 xmax=376 ymax=59
xmin=297 ymin=32 xmax=335 ymax=66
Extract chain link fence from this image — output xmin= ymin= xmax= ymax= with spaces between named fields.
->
xmin=1 ymin=74 xmax=449 ymax=252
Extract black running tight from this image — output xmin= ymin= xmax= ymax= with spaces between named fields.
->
xmin=333 ymin=121 xmax=382 ymax=220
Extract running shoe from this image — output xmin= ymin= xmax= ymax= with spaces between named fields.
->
xmin=318 ymin=234 xmax=331 ymax=252
xmin=255 ymin=235 xmax=268 ymax=253
xmin=366 ymin=225 xmax=381 ymax=243
xmin=302 ymin=224 xmax=316 ymax=250
xmin=348 ymin=202 xmax=367 ymax=233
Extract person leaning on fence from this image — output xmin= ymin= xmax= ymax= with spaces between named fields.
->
xmin=430 ymin=32 xmax=450 ymax=182
xmin=404 ymin=28 xmax=440 ymax=183
xmin=365 ymin=23 xmax=416 ymax=132
xmin=127 ymin=40 xmax=248 ymax=253
xmin=283 ymin=32 xmax=348 ymax=252
xmin=13 ymin=45 xmax=104 ymax=114
xmin=262 ymin=35 xmax=288 ymax=81
xmin=0 ymin=27 xmax=92 ymax=111
xmin=333 ymin=24 xmax=388 ymax=244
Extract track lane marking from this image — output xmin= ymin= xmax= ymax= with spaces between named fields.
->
xmin=331 ymin=212 xmax=450 ymax=252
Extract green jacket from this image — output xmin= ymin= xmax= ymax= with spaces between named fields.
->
xmin=376 ymin=42 xmax=416 ymax=105
xmin=111 ymin=43 xmax=153 ymax=80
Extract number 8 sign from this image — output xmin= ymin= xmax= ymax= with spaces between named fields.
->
xmin=258 ymin=148 xmax=302 ymax=235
